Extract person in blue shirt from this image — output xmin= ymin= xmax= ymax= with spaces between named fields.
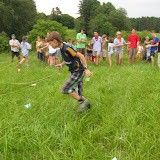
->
xmin=47 ymin=31 xmax=93 ymax=112
xmin=16 ymin=36 xmax=32 ymax=69
xmin=147 ymin=30 xmax=159 ymax=67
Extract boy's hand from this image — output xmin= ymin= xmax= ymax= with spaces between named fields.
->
xmin=85 ymin=69 xmax=93 ymax=78
xmin=155 ymin=50 xmax=158 ymax=53
xmin=55 ymin=64 xmax=62 ymax=69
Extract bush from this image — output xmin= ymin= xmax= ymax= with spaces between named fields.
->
xmin=0 ymin=32 xmax=10 ymax=53
xmin=28 ymin=20 xmax=68 ymax=47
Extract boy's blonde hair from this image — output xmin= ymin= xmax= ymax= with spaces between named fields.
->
xmin=47 ymin=31 xmax=63 ymax=45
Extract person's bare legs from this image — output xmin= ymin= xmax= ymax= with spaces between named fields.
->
xmin=95 ymin=56 xmax=99 ymax=66
xmin=134 ymin=58 xmax=137 ymax=64
xmin=55 ymin=56 xmax=60 ymax=64
xmin=49 ymin=56 xmax=55 ymax=66
xmin=69 ymin=92 xmax=85 ymax=101
xmin=11 ymin=57 xmax=14 ymax=63
xmin=18 ymin=56 xmax=21 ymax=62
xmin=129 ymin=58 xmax=132 ymax=64
xmin=119 ymin=58 xmax=123 ymax=65
xmin=25 ymin=57 xmax=29 ymax=66
xmin=108 ymin=55 xmax=112 ymax=66
xmin=103 ymin=57 xmax=106 ymax=61
xmin=151 ymin=56 xmax=154 ymax=67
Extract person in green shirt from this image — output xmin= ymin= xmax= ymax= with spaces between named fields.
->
xmin=76 ymin=29 xmax=87 ymax=56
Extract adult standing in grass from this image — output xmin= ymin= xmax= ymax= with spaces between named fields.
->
xmin=128 ymin=28 xmax=140 ymax=64
xmin=114 ymin=31 xmax=125 ymax=66
xmin=76 ymin=29 xmax=87 ymax=56
xmin=92 ymin=31 xmax=103 ymax=66
xmin=102 ymin=35 xmax=109 ymax=62
xmin=146 ymin=30 xmax=159 ymax=67
xmin=47 ymin=31 xmax=93 ymax=112
xmin=9 ymin=34 xmax=21 ymax=63
xmin=155 ymin=39 xmax=160 ymax=69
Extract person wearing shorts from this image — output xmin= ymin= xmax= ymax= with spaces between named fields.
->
xmin=114 ymin=31 xmax=125 ymax=66
xmin=49 ymin=45 xmax=57 ymax=66
xmin=142 ymin=36 xmax=151 ymax=63
xmin=47 ymin=31 xmax=93 ymax=112
xmin=76 ymin=29 xmax=87 ymax=56
xmin=108 ymin=38 xmax=114 ymax=66
xmin=16 ymin=36 xmax=32 ymax=69
xmin=102 ymin=35 xmax=109 ymax=61
xmin=36 ymin=36 xmax=42 ymax=61
xmin=9 ymin=34 xmax=21 ymax=63
xmin=92 ymin=31 xmax=103 ymax=66
xmin=86 ymin=41 xmax=93 ymax=64
xmin=146 ymin=30 xmax=159 ymax=67
xmin=128 ymin=28 xmax=140 ymax=64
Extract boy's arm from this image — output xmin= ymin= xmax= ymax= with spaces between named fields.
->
xmin=108 ymin=46 xmax=111 ymax=52
xmin=76 ymin=52 xmax=93 ymax=78
xmin=55 ymin=61 xmax=66 ymax=69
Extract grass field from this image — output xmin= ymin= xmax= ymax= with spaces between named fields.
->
xmin=0 ymin=29 xmax=160 ymax=159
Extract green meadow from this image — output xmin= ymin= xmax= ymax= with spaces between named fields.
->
xmin=0 ymin=30 xmax=160 ymax=160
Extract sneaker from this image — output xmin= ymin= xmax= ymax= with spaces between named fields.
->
xmin=79 ymin=99 xmax=90 ymax=112
xmin=16 ymin=65 xmax=20 ymax=69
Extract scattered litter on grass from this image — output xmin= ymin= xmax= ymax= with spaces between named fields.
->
xmin=18 ymin=69 xmax=20 ymax=72
xmin=141 ymin=71 xmax=143 ymax=72
xmin=31 ymin=84 xmax=36 ymax=86
xmin=119 ymin=137 xmax=122 ymax=140
xmin=112 ymin=157 xmax=118 ymax=160
xmin=86 ymin=77 xmax=90 ymax=82
xmin=24 ymin=103 xmax=31 ymax=109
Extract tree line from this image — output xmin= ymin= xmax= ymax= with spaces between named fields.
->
xmin=0 ymin=0 xmax=160 ymax=49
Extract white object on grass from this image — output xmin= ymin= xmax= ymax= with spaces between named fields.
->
xmin=86 ymin=77 xmax=90 ymax=82
xmin=31 ymin=84 xmax=36 ymax=86
xmin=112 ymin=157 xmax=118 ymax=160
xmin=120 ymin=137 xmax=122 ymax=140
xmin=18 ymin=69 xmax=20 ymax=72
xmin=141 ymin=71 xmax=143 ymax=72
xmin=109 ymin=88 xmax=111 ymax=91
xmin=24 ymin=103 xmax=31 ymax=109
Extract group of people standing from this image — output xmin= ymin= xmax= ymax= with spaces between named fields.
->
xmin=9 ymin=28 xmax=160 ymax=70
xmin=70 ymin=28 xmax=160 ymax=68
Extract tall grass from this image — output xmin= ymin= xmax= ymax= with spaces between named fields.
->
xmin=0 ymin=42 xmax=160 ymax=159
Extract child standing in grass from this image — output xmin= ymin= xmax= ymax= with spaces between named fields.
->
xmin=137 ymin=42 xmax=143 ymax=61
xmin=16 ymin=36 xmax=32 ymax=69
xmin=36 ymin=36 xmax=42 ymax=61
xmin=86 ymin=41 xmax=93 ymax=64
xmin=108 ymin=38 xmax=114 ymax=66
xmin=47 ymin=31 xmax=93 ymax=112
xmin=67 ymin=38 xmax=72 ymax=47
xmin=71 ymin=40 xmax=77 ymax=51
xmin=102 ymin=35 xmax=109 ymax=62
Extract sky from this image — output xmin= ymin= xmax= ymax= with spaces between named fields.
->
xmin=34 ymin=0 xmax=160 ymax=18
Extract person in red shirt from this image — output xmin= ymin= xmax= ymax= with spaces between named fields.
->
xmin=128 ymin=28 xmax=140 ymax=64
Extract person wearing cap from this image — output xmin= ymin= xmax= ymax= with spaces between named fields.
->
xmin=16 ymin=36 xmax=32 ymax=69
xmin=128 ymin=28 xmax=140 ymax=64
xmin=114 ymin=31 xmax=126 ymax=65
xmin=9 ymin=34 xmax=21 ymax=63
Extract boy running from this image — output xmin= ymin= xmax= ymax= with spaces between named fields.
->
xmin=47 ymin=31 xmax=93 ymax=112
xmin=16 ymin=36 xmax=32 ymax=69
xmin=9 ymin=34 xmax=21 ymax=63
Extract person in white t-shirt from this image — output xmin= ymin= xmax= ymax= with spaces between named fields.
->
xmin=9 ymin=34 xmax=21 ymax=63
xmin=108 ymin=38 xmax=114 ymax=66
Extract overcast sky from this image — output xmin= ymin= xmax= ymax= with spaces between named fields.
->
xmin=34 ymin=0 xmax=160 ymax=18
